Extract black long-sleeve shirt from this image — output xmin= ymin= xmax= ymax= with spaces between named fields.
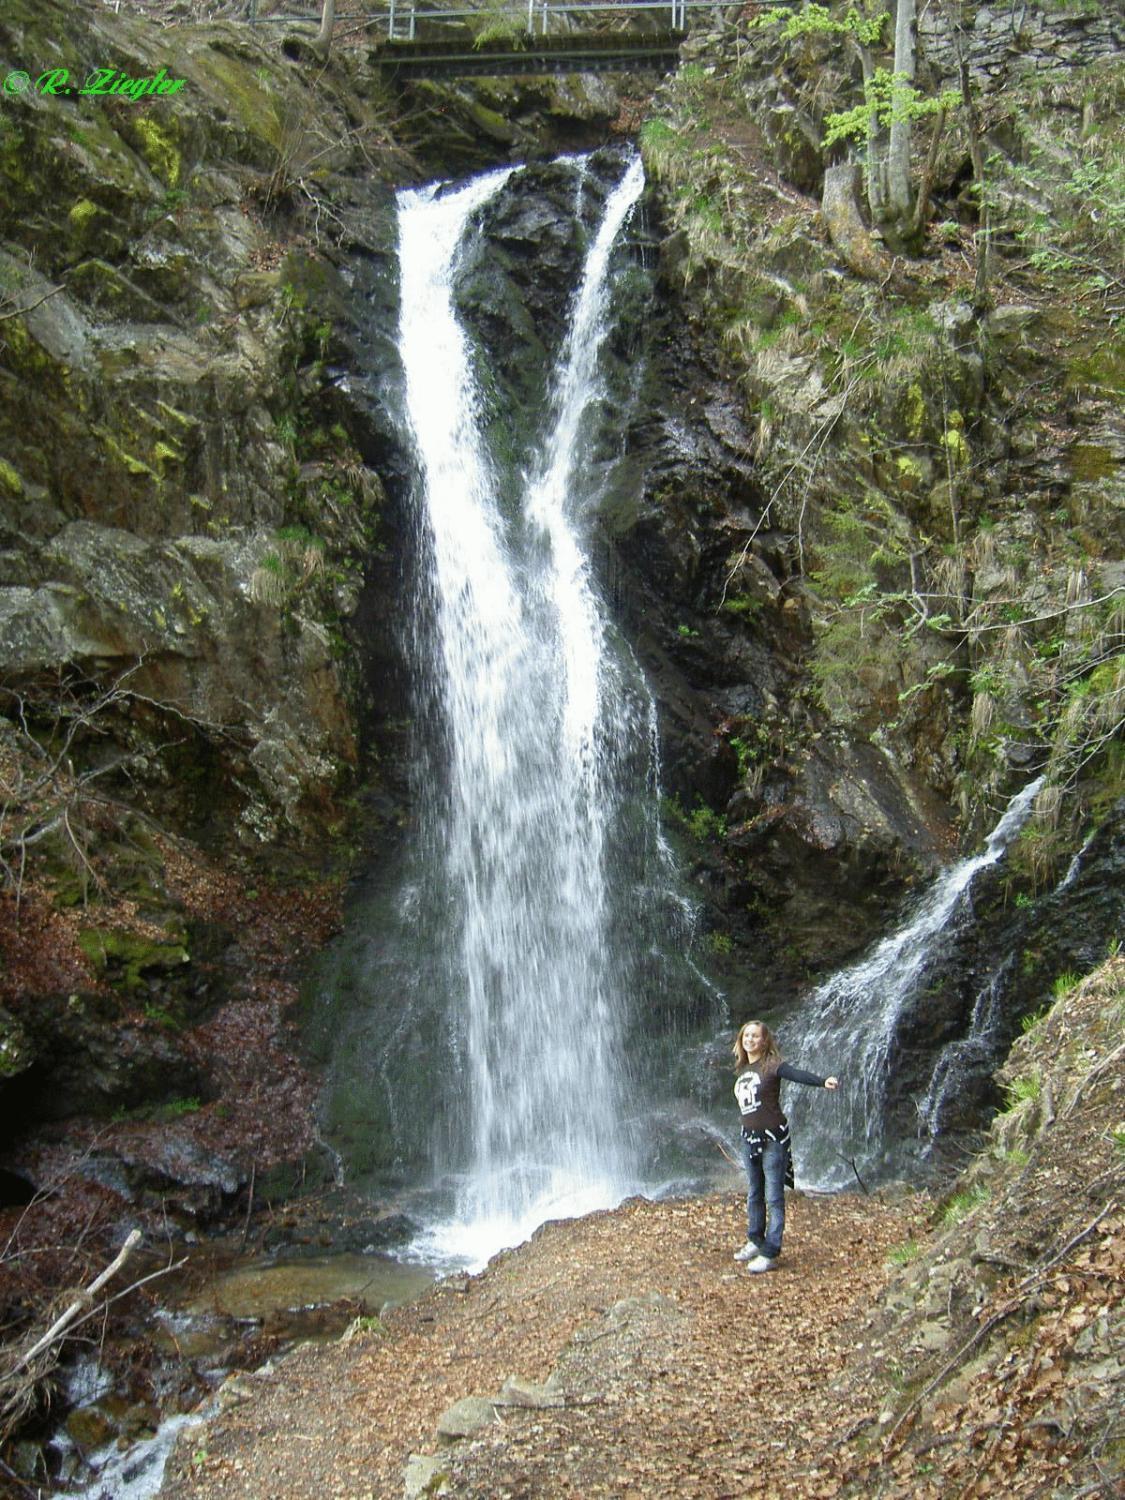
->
xmin=734 ymin=1060 xmax=827 ymax=1134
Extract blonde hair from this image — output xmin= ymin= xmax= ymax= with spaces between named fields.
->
xmin=732 ymin=1020 xmax=781 ymax=1071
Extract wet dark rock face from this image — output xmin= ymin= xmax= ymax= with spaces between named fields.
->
xmin=0 ymin=1 xmax=652 ymax=1245
xmin=601 ymin=273 xmax=953 ymax=1005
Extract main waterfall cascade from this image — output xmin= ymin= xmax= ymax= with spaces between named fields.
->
xmin=306 ymin=151 xmax=717 ymax=1270
xmin=399 ymin=155 xmax=656 ymax=1264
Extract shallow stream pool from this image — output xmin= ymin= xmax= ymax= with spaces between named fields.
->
xmin=53 ymin=1245 xmax=439 ymax=1499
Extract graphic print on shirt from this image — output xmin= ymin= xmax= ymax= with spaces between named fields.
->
xmin=735 ymin=1070 xmax=763 ymax=1115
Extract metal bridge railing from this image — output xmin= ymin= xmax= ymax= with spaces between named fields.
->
xmin=245 ymin=0 xmax=736 ymax=40
xmin=384 ymin=1 xmax=711 ymax=40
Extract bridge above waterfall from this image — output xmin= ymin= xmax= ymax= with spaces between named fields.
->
xmin=250 ymin=1 xmax=796 ymax=78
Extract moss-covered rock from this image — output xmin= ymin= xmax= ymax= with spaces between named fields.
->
xmin=76 ymin=927 xmax=190 ymax=992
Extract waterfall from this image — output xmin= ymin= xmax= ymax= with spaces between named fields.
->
xmin=395 ymin=157 xmax=653 ymax=1266
xmin=781 ymin=776 xmax=1044 ymax=1187
xmin=918 ymin=954 xmax=1016 ymax=1139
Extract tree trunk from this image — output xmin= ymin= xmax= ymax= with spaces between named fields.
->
xmin=314 ymin=0 xmax=335 ymax=59
xmin=822 ymin=162 xmax=892 ymax=281
xmin=886 ymin=0 xmax=917 ymax=228
xmin=960 ymin=58 xmax=992 ymax=308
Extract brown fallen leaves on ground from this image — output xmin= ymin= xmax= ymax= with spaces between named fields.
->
xmin=160 ymin=1188 xmax=922 ymax=1500
xmin=159 ymin=1153 xmax=1123 ymax=1500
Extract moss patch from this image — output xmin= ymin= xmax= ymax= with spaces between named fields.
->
xmin=77 ymin=927 xmax=190 ymax=991
xmin=0 ymin=458 xmax=23 ymax=496
xmin=68 ymin=197 xmax=101 ymax=236
xmin=132 ymin=113 xmax=181 ymax=185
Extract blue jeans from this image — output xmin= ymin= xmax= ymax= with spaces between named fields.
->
xmin=741 ymin=1136 xmax=786 ymax=1260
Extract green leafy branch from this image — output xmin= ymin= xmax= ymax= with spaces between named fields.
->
xmin=823 ymin=69 xmax=962 ymax=150
xmin=751 ymin=3 xmax=886 ymax=47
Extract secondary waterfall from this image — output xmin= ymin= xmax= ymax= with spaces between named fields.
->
xmin=782 ymin=777 xmax=1044 ymax=1187
xmin=395 ymin=156 xmax=656 ymax=1265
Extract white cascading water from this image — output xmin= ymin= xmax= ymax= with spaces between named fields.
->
xmin=396 ymin=158 xmax=650 ymax=1267
xmin=918 ymin=954 xmax=1016 ymax=1139
xmin=782 ymin=776 xmax=1044 ymax=1186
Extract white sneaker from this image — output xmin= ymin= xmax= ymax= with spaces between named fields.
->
xmin=745 ymin=1254 xmax=776 ymax=1274
xmin=733 ymin=1241 xmax=761 ymax=1262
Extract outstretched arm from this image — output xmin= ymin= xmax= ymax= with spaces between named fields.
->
xmin=777 ymin=1063 xmax=840 ymax=1089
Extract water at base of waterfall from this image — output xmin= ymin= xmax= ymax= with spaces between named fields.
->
xmin=403 ymin=1172 xmax=634 ymax=1271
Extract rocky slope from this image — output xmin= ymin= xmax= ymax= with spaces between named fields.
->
xmin=618 ymin=0 xmax=1123 ymax=1096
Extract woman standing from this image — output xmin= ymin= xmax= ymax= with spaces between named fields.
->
xmin=733 ymin=1020 xmax=838 ymax=1273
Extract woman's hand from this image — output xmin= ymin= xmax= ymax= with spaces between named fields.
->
xmin=824 ymin=1076 xmax=839 ymax=1090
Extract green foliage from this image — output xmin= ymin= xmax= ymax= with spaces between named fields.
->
xmin=823 ymin=70 xmax=961 ymax=150
xmin=250 ymin=528 xmax=327 ymax=608
xmin=1019 ymin=1002 xmax=1049 ymax=1034
xmin=896 ymin=659 xmax=957 ymax=707
xmin=688 ymin=803 xmax=727 ymax=840
xmin=142 ymin=1002 xmax=180 ymax=1030
xmin=810 ymin=504 xmax=884 ymax=601
xmin=1052 ymin=970 xmax=1081 ymax=999
xmin=728 ymin=735 xmax=756 ymax=777
xmin=280 ymin=281 xmax=308 ymax=314
xmin=1017 ymin=151 xmax=1125 ymax=275
xmin=969 ymin=571 xmax=1122 ymax=878
xmin=806 ymin=497 xmax=943 ymax=724
xmin=886 ymin=1239 xmax=921 ymax=1266
xmin=276 ymin=524 xmax=326 ymax=550
xmin=347 ymin=1314 xmax=386 ymax=1334
xmin=470 ymin=2 xmax=527 ymax=49
xmin=637 ymin=82 xmax=766 ymax=286
xmin=709 ymin=931 xmax=733 ymax=956
xmin=810 ymin=610 xmax=904 ymax=723
xmin=161 ymin=1095 xmax=202 ymax=1119
xmin=666 ymin=795 xmax=728 ymax=842
xmin=1003 ymin=1074 xmax=1041 ymax=1109
xmin=721 ymin=594 xmax=763 ymax=621
xmin=941 ymin=1182 xmax=989 ymax=1227
xmin=678 ymin=62 xmax=712 ymax=125
xmin=997 ymin=1145 xmax=1030 ymax=1168
xmin=638 ymin=118 xmax=684 ymax=180
xmin=113 ymin=1095 xmax=201 ymax=1123
xmin=751 ymin=3 xmax=887 ymax=47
